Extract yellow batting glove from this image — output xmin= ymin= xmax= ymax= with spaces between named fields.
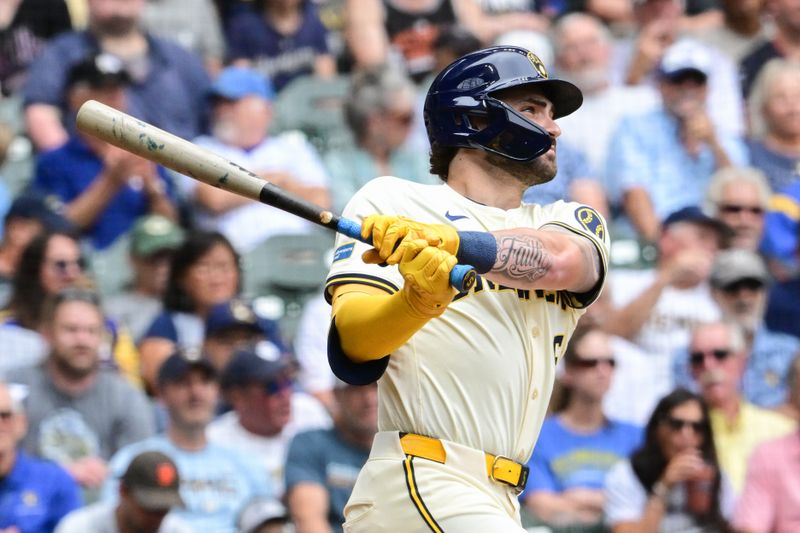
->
xmin=361 ymin=215 xmax=460 ymax=265
xmin=398 ymin=241 xmax=458 ymax=318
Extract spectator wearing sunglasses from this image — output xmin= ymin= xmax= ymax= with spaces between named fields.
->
xmin=521 ymin=325 xmax=642 ymax=529
xmin=686 ymin=320 xmax=796 ymax=494
xmin=325 ymin=64 xmax=438 ymax=214
xmin=0 ymin=231 xmax=140 ymax=384
xmin=604 ymin=388 xmax=735 ymax=533
xmin=0 ymin=191 xmax=74 ymax=309
xmin=674 ymin=250 xmax=800 ymax=409
xmin=4 ymin=288 xmax=155 ymax=501
xmin=103 ymin=349 xmax=270 ymax=533
xmin=704 ymin=167 xmax=771 ymax=253
xmin=207 ymin=343 xmax=331 ymax=499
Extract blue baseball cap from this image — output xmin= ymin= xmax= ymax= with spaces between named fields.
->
xmin=157 ymin=349 xmax=217 ymax=386
xmin=5 ymin=191 xmax=74 ymax=232
xmin=220 ymin=341 xmax=293 ymax=390
xmin=205 ymin=299 xmax=278 ymax=338
xmin=662 ymin=206 xmax=728 ymax=236
xmin=208 ymin=66 xmax=274 ymax=101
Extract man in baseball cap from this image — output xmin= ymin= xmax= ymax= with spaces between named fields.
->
xmin=202 ymin=299 xmax=286 ymax=372
xmin=121 ymin=450 xmax=184 ymax=510
xmin=57 ymin=450 xmax=190 ymax=533
xmin=207 ymin=342 xmax=330 ymax=498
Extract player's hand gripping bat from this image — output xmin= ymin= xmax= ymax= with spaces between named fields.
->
xmin=75 ymin=100 xmax=476 ymax=291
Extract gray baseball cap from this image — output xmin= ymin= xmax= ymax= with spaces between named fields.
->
xmin=710 ymin=249 xmax=770 ymax=289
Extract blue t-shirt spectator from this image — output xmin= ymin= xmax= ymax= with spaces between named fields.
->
xmin=0 ymin=450 xmax=82 ymax=533
xmin=33 ymin=136 xmax=177 ymax=250
xmin=225 ymin=2 xmax=330 ymax=92
xmin=285 ymin=428 xmax=369 ymax=533
xmin=766 ymin=278 xmax=800 ymax=340
xmin=23 ymin=31 xmax=209 ymax=141
xmin=761 ymin=181 xmax=800 ymax=273
xmin=102 ymin=435 xmax=271 ymax=533
xmin=524 ymin=416 xmax=642 ymax=493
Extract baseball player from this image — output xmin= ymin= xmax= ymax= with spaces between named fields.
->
xmin=325 ymin=46 xmax=609 ymax=532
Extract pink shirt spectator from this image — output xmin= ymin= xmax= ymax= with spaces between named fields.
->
xmin=734 ymin=432 xmax=800 ymax=533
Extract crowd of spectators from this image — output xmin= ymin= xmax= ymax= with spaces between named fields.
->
xmin=0 ymin=0 xmax=799 ymax=532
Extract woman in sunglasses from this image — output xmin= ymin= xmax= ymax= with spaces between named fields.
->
xmin=0 ymin=229 xmax=141 ymax=384
xmin=605 ymin=388 xmax=734 ymax=533
xmin=522 ymin=324 xmax=642 ymax=528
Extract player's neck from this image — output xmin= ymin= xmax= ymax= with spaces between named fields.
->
xmin=447 ymin=154 xmax=525 ymax=210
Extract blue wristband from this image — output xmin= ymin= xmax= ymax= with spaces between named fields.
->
xmin=457 ymin=231 xmax=496 ymax=274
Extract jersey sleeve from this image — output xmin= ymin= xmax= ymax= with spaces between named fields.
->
xmin=324 ymin=177 xmax=408 ymax=303
xmin=538 ymin=201 xmax=610 ymax=308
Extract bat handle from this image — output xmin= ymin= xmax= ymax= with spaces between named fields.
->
xmin=336 ymin=218 xmax=476 ymax=292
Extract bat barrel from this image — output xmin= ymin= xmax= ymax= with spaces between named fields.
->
xmin=76 ymin=100 xmax=265 ymax=201
xmin=76 ymin=100 xmax=475 ymax=291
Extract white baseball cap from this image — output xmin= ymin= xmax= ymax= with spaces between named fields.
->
xmin=659 ymin=39 xmax=712 ymax=80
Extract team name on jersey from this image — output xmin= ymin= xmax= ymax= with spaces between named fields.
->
xmin=453 ymin=275 xmax=570 ymax=310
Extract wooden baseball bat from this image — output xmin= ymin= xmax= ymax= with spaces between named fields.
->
xmin=75 ymin=100 xmax=476 ymax=291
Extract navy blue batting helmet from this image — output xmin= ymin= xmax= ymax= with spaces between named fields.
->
xmin=424 ymin=46 xmax=582 ymax=162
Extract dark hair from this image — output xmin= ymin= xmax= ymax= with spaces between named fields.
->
xmin=433 ymin=24 xmax=481 ymax=59
xmin=631 ymin=388 xmax=730 ymax=531
xmin=162 ymin=231 xmax=241 ymax=313
xmin=5 ymin=229 xmax=82 ymax=329
xmin=429 ymin=142 xmax=459 ymax=182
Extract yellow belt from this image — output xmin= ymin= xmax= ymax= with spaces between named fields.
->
xmin=399 ymin=433 xmax=529 ymax=493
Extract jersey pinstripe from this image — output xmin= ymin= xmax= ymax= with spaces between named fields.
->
xmin=326 ymin=176 xmax=610 ymax=464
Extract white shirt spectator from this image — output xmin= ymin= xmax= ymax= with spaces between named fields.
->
xmin=206 ymin=391 xmax=331 ymax=497
xmin=610 ymin=269 xmax=721 ymax=403
xmin=185 ymin=132 xmax=330 ymax=252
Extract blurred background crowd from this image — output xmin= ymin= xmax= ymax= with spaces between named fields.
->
xmin=0 ymin=0 xmax=799 ymax=532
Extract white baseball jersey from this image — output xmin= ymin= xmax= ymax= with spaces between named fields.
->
xmin=326 ymin=176 xmax=610 ymax=463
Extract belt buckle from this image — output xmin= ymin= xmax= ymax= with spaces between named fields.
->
xmin=490 ymin=455 xmax=529 ymax=494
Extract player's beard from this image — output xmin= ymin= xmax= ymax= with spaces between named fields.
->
xmin=485 ymin=146 xmax=558 ymax=188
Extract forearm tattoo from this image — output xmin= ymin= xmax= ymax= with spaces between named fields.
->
xmin=493 ymin=235 xmax=552 ymax=282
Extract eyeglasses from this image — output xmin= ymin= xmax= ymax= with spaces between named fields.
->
xmin=721 ymin=278 xmax=764 ymax=294
xmin=264 ymin=377 xmax=293 ymax=396
xmin=718 ymin=204 xmax=764 ymax=216
xmin=663 ymin=416 xmax=704 ymax=434
xmin=689 ymin=349 xmax=731 ymax=367
xmin=46 ymin=257 xmax=85 ymax=273
xmin=571 ymin=357 xmax=616 ymax=369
